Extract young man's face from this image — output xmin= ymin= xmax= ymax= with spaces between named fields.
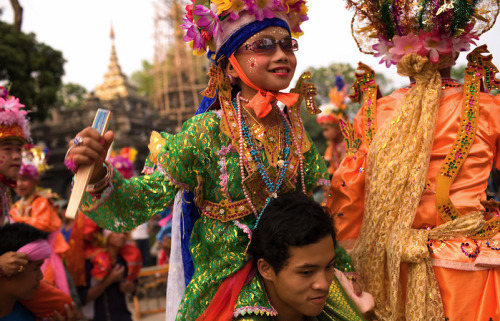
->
xmin=0 ymin=139 xmax=23 ymax=181
xmin=1 ymin=259 xmax=44 ymax=301
xmin=260 ymin=235 xmax=336 ymax=319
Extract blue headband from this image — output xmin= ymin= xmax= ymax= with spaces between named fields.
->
xmin=215 ymin=17 xmax=290 ymax=62
xmin=197 ymin=17 xmax=290 ymax=115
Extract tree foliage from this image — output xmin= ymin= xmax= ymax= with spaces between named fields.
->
xmin=57 ymin=83 xmax=87 ymax=109
xmin=0 ymin=20 xmax=65 ymax=121
xmin=130 ymin=60 xmax=154 ymax=98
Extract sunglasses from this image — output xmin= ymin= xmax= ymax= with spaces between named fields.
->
xmin=235 ymin=37 xmax=299 ymax=55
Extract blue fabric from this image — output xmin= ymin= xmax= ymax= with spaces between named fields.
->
xmin=215 ymin=17 xmax=290 ymax=62
xmin=180 ymin=190 xmax=200 ymax=286
xmin=0 ymin=302 xmax=35 ymax=320
xmin=156 ymin=219 xmax=173 ymax=242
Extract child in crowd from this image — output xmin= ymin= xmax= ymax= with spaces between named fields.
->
xmin=0 ymin=222 xmax=77 ymax=320
xmin=0 ymin=86 xmax=74 ymax=319
xmin=63 ymin=1 xmax=364 ymax=319
xmin=10 ymin=145 xmax=70 ymax=294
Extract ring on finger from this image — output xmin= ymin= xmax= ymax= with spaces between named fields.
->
xmin=17 ymin=265 xmax=24 ymax=273
xmin=74 ymin=136 xmax=84 ymax=147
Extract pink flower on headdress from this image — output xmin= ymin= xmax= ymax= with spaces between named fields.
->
xmin=450 ymin=23 xmax=478 ymax=58
xmin=181 ymin=17 xmax=206 ymax=51
xmin=389 ymin=33 xmax=423 ymax=62
xmin=373 ymin=35 xmax=396 ymax=67
xmin=193 ymin=5 xmax=222 ymax=38
xmin=419 ymin=31 xmax=452 ymax=63
xmin=0 ymin=96 xmax=25 ymax=111
xmin=245 ymin=0 xmax=276 ymax=21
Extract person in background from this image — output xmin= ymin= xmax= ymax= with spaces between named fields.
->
xmin=316 ymin=76 xmax=349 ymax=205
xmin=0 ymin=222 xmax=77 ymax=321
xmin=0 ymin=86 xmax=74 ymax=319
xmin=317 ymin=75 xmax=349 ymax=179
xmin=66 ymin=213 xmax=141 ymax=321
xmin=10 ymin=145 xmax=71 ymax=295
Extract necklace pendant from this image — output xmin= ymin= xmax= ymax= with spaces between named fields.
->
xmin=277 ymin=159 xmax=285 ymax=168
xmin=271 ymin=192 xmax=278 ymax=198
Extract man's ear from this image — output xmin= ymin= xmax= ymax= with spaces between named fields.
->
xmin=257 ymin=258 xmax=275 ymax=281
xmin=225 ymin=59 xmax=239 ymax=80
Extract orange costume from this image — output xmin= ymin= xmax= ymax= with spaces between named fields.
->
xmin=329 ymin=52 xmax=500 ymax=320
xmin=10 ymin=188 xmax=70 ymax=292
xmin=0 ymin=86 xmax=73 ymax=318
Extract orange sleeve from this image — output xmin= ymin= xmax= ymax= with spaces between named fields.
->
xmin=326 ymin=109 xmax=367 ymax=250
xmin=10 ymin=197 xmax=61 ymax=232
xmin=19 ymin=280 xmax=73 ymax=318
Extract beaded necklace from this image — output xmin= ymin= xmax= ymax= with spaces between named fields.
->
xmin=236 ymin=92 xmax=292 ymax=228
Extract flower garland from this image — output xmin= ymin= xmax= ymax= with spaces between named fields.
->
xmin=346 ymin=0 xmax=498 ymax=68
xmin=373 ymin=25 xmax=479 ymax=67
xmin=181 ymin=0 xmax=309 ymax=56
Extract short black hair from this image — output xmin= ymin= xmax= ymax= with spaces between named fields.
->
xmin=0 ymin=223 xmax=48 ymax=256
xmin=249 ymin=190 xmax=335 ymax=273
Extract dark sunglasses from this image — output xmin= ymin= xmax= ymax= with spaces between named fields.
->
xmin=235 ymin=37 xmax=299 ymax=55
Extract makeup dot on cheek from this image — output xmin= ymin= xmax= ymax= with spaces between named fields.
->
xmin=247 ymin=58 xmax=258 ymax=72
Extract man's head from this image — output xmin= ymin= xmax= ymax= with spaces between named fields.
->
xmin=0 ymin=139 xmax=23 ymax=181
xmin=249 ymin=190 xmax=336 ymax=319
xmin=0 ymin=223 xmax=49 ymax=301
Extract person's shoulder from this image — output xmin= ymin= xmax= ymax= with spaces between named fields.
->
xmin=182 ymin=110 xmax=221 ymax=130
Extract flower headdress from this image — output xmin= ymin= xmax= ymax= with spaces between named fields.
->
xmin=317 ymin=75 xmax=348 ymax=126
xmin=181 ymin=0 xmax=309 ymax=58
xmin=0 ymin=86 xmax=31 ymax=142
xmin=19 ymin=145 xmax=50 ymax=180
xmin=347 ymin=0 xmax=499 ymax=67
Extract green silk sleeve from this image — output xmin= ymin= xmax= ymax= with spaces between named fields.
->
xmin=81 ymin=112 xmax=220 ymax=232
xmin=81 ymin=169 xmax=176 ymax=231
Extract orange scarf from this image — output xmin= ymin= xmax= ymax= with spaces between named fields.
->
xmin=228 ymin=55 xmax=298 ymax=118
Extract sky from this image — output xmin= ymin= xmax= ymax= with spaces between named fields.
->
xmin=1 ymin=0 xmax=500 ymax=92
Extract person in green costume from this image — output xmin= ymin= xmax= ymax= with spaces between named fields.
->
xmin=63 ymin=1 xmax=365 ymax=320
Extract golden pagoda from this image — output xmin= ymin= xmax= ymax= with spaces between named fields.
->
xmin=95 ymin=24 xmax=138 ymax=100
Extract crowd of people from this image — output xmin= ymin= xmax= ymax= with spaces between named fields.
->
xmin=1 ymin=0 xmax=500 ymax=320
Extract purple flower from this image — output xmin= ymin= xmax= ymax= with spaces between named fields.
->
xmin=245 ymin=0 xmax=275 ymax=21
xmin=373 ymin=35 xmax=396 ymax=67
xmin=193 ymin=5 xmax=221 ymax=38
xmin=181 ymin=17 xmax=206 ymax=51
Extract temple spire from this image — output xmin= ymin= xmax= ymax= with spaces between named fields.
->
xmin=94 ymin=23 xmax=138 ymax=100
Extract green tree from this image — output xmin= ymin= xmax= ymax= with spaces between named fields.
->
xmin=57 ymin=83 xmax=87 ymax=109
xmin=0 ymin=20 xmax=65 ymax=121
xmin=130 ymin=59 xmax=154 ymax=98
